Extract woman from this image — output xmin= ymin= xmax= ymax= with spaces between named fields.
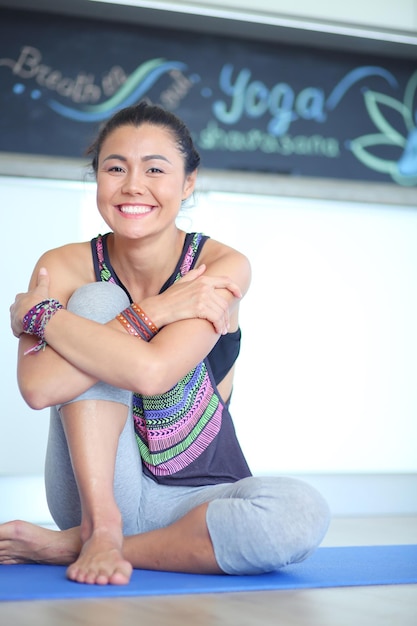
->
xmin=1 ymin=102 xmax=330 ymax=585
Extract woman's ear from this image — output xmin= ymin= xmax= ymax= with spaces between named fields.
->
xmin=182 ymin=169 xmax=198 ymax=200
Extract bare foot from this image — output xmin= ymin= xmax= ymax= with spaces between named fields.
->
xmin=66 ymin=526 xmax=132 ymax=585
xmin=0 ymin=520 xmax=81 ymax=565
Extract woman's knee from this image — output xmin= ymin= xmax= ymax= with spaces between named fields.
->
xmin=258 ymin=476 xmax=330 ymax=566
xmin=265 ymin=476 xmax=331 ymax=565
xmin=207 ymin=476 xmax=330 ymax=575
xmin=67 ymin=281 xmax=130 ymax=323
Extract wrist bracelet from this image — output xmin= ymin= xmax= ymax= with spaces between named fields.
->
xmin=116 ymin=303 xmax=158 ymax=341
xmin=22 ymin=298 xmax=64 ymax=355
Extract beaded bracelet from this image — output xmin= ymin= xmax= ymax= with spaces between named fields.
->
xmin=22 ymin=298 xmax=64 ymax=355
xmin=116 ymin=303 xmax=158 ymax=342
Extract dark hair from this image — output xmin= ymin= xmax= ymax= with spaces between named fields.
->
xmin=86 ymin=101 xmax=200 ymax=176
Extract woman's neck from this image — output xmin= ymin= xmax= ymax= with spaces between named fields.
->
xmin=106 ymin=228 xmax=186 ymax=300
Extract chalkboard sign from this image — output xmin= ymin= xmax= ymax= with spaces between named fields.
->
xmin=0 ymin=8 xmax=416 ymax=186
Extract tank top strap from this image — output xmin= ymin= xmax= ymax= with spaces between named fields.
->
xmin=177 ymin=232 xmax=207 ymax=278
xmin=159 ymin=232 xmax=209 ymax=292
xmin=91 ymin=233 xmax=116 ymax=283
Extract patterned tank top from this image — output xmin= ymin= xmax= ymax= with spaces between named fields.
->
xmin=91 ymin=232 xmax=251 ymax=486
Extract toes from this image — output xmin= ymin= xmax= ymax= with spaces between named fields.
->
xmin=66 ymin=561 xmax=132 ymax=585
xmin=66 ymin=564 xmax=81 ymax=583
xmin=110 ymin=564 xmax=133 ymax=585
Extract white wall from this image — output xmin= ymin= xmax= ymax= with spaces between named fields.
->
xmin=186 ymin=191 xmax=417 ymax=475
xmin=2 ymin=175 xmax=417 ymax=480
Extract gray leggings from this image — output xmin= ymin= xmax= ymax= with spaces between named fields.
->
xmin=44 ymin=282 xmax=330 ymax=575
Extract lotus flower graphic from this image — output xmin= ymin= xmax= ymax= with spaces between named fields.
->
xmin=350 ymin=71 xmax=417 ymax=186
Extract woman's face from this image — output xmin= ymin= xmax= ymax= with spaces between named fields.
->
xmin=96 ymin=122 xmax=196 ymax=240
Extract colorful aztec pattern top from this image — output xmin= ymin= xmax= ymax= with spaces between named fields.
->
xmin=91 ymin=232 xmax=251 ymax=486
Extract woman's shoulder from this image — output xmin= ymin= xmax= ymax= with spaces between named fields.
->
xmin=34 ymin=241 xmax=95 ymax=300
xmin=37 ymin=240 xmax=92 ymax=267
xmin=199 ymin=235 xmax=251 ymax=294
xmin=200 ymin=235 xmax=247 ymax=262
xmin=200 ymin=236 xmax=250 ymax=269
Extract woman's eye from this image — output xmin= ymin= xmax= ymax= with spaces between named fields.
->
xmin=148 ymin=167 xmax=163 ymax=174
xmin=108 ymin=165 xmax=124 ymax=173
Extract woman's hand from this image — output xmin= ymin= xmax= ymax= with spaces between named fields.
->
xmin=10 ymin=267 xmax=51 ymax=338
xmin=141 ymin=264 xmax=242 ymax=335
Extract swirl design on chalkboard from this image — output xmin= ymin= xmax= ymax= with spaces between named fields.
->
xmin=325 ymin=66 xmax=398 ymax=111
xmin=47 ymin=58 xmax=187 ymax=122
xmin=349 ymin=71 xmax=417 ymax=185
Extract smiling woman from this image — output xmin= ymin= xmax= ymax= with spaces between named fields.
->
xmin=0 ymin=101 xmax=330 ymax=586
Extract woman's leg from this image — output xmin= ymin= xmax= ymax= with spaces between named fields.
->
xmin=119 ymin=475 xmax=330 ymax=575
xmin=1 ymin=473 xmax=330 ymax=577
xmin=45 ymin=282 xmax=140 ymax=584
xmin=0 ymin=405 xmax=134 ymax=586
xmin=59 ymin=399 xmax=132 ymax=584
xmin=45 ymin=403 xmax=142 ymax=537
xmin=0 ymin=407 xmax=141 ymax=572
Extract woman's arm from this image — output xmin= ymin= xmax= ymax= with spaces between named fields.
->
xmin=13 ymin=245 xmax=250 ymax=400
xmin=13 ymin=250 xmax=246 ymax=408
xmin=14 ymin=246 xmax=99 ymax=409
xmin=16 ymin=335 xmax=99 ymax=410
xmin=136 ymin=263 xmax=242 ymax=335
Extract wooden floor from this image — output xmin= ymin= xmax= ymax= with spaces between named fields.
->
xmin=1 ymin=516 xmax=416 ymax=626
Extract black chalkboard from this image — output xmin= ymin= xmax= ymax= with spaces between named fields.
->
xmin=0 ymin=8 xmax=416 ymax=186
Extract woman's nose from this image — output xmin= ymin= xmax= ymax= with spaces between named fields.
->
xmin=122 ymin=173 xmax=146 ymax=194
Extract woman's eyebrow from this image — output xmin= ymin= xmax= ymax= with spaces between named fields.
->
xmin=142 ymin=154 xmax=172 ymax=164
xmin=103 ymin=153 xmax=127 ymax=163
xmin=102 ymin=154 xmax=172 ymax=164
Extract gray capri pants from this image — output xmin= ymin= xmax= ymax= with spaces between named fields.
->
xmin=45 ymin=282 xmax=330 ymax=575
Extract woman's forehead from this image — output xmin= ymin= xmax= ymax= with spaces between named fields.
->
xmin=101 ymin=123 xmax=178 ymax=155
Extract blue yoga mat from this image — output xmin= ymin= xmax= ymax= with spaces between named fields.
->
xmin=0 ymin=545 xmax=416 ymax=602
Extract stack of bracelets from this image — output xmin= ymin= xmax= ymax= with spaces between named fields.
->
xmin=21 ymin=299 xmax=158 ymax=355
xmin=116 ymin=303 xmax=159 ymax=341
xmin=22 ymin=298 xmax=64 ymax=355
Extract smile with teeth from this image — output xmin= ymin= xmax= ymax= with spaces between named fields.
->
xmin=118 ymin=204 xmax=153 ymax=215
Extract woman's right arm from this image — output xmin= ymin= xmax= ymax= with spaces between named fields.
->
xmin=16 ymin=246 xmax=100 ymax=409
xmin=17 ymin=334 xmax=99 ymax=410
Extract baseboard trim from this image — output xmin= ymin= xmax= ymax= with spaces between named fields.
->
xmin=1 ymin=473 xmax=416 ymax=524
